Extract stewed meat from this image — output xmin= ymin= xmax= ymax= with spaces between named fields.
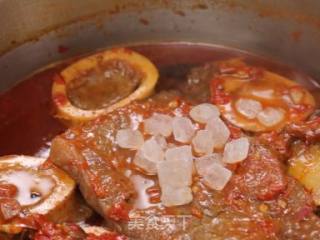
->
xmin=50 ymin=92 xmax=320 ymax=239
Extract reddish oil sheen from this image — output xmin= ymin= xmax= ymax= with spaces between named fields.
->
xmin=0 ymin=66 xmax=67 ymax=156
xmin=0 ymin=43 xmax=319 ymax=157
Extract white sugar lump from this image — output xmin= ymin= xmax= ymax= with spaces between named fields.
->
xmin=257 ymin=107 xmax=285 ymax=127
xmin=153 ymin=135 xmax=167 ymax=150
xmin=172 ymin=116 xmax=195 ymax=143
xmin=140 ymin=137 xmax=164 ymax=163
xmin=192 ymin=129 xmax=215 ymax=155
xmin=161 ymin=186 xmax=193 ymax=207
xmin=133 ymin=137 xmax=164 ymax=174
xmin=205 ymin=117 xmax=230 ymax=148
xmin=189 ymin=103 xmax=220 ymax=123
xmin=157 ymin=159 xmax=193 ymax=188
xmin=133 ymin=150 xmax=157 ymax=174
xmin=195 ymin=153 xmax=223 ymax=176
xmin=223 ymin=137 xmax=250 ymax=163
xmin=235 ymin=98 xmax=262 ymax=119
xmin=203 ymin=164 xmax=232 ymax=190
xmin=144 ymin=113 xmax=173 ymax=137
xmin=165 ymin=145 xmax=193 ymax=163
xmin=116 ymin=129 xmax=144 ymax=150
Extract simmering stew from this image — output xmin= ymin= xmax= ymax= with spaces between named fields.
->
xmin=0 ymin=43 xmax=320 ymax=240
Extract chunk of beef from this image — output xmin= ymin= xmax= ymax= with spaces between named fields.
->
xmin=50 ymin=94 xmax=320 ymax=239
xmin=224 ymin=142 xmax=287 ymax=202
xmin=50 ymin=137 xmax=134 ymax=222
xmin=50 ymin=97 xmax=198 ymax=239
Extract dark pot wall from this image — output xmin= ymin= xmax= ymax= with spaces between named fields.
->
xmin=1 ymin=0 xmax=320 ymax=92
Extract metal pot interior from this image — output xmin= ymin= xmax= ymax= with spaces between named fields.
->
xmin=1 ymin=0 xmax=320 ymax=92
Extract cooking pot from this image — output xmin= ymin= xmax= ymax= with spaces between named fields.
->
xmin=1 ymin=0 xmax=320 ymax=93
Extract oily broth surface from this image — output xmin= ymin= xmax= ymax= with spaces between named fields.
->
xmin=0 ymin=42 xmax=319 ymax=210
